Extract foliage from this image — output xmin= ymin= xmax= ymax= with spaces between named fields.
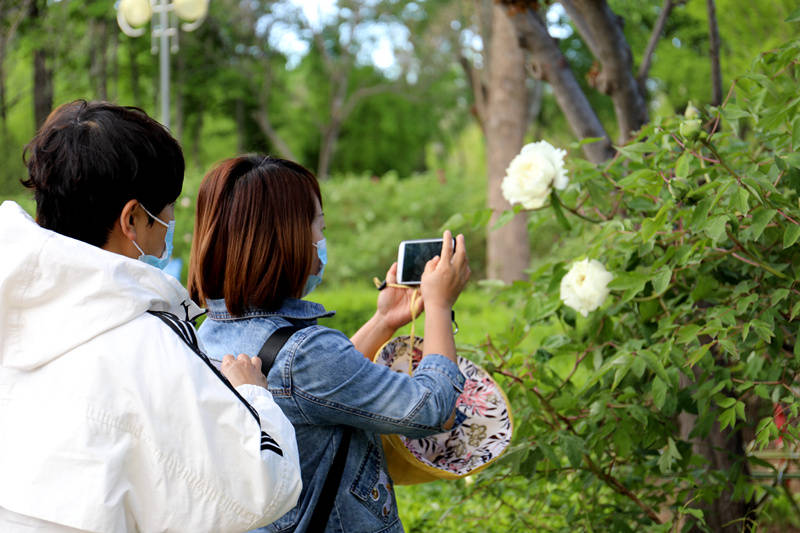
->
xmin=435 ymin=37 xmax=800 ymax=530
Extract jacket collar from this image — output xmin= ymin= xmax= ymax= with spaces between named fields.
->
xmin=205 ymin=297 xmax=335 ymax=322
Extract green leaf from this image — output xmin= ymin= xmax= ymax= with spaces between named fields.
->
xmin=640 ymin=349 xmax=670 ymax=383
xmin=783 ymin=224 xmax=800 ymax=248
xmin=613 ymin=424 xmax=633 ymax=456
xmin=682 ymin=508 xmax=704 ymax=521
xmin=658 ymin=437 xmax=682 ymax=474
xmin=576 ymin=136 xmax=606 ymax=147
xmin=746 ymin=208 xmax=777 ymax=241
xmin=675 ymin=152 xmax=691 ymax=179
xmin=617 ymin=141 xmax=655 ymax=163
xmin=560 ymin=433 xmax=584 ymax=469
xmin=651 ymin=377 xmax=667 ymax=410
xmin=735 ymin=400 xmax=746 ymax=421
xmin=703 ymin=216 xmax=728 ymax=242
xmin=791 ymin=300 xmax=800 ymax=321
xmin=689 ymin=197 xmax=714 ymax=231
xmin=608 ymin=271 xmax=649 ymax=292
xmin=771 ymin=289 xmax=790 ymax=305
xmin=550 ymin=191 xmax=572 ymax=231
xmin=732 ymin=188 xmax=750 ymax=215
xmin=793 ymin=118 xmax=800 ymax=151
xmin=651 ymin=268 xmax=672 ymax=295
xmin=716 ymin=396 xmax=736 ymax=409
xmin=751 ymin=319 xmax=774 ymax=342
xmin=676 ymin=324 xmax=701 ymax=344
xmin=786 ymin=7 xmax=800 ymax=22
xmin=785 ymin=153 xmax=800 ymax=169
xmin=722 ymin=105 xmax=751 ymax=120
xmin=491 ymin=209 xmax=516 ymax=231
xmin=641 ymin=201 xmax=673 ymax=242
xmin=687 ymin=343 xmax=712 ymax=367
xmin=719 ymin=407 xmax=737 ymax=430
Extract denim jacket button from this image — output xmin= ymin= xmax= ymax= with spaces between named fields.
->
xmin=371 ymin=488 xmax=379 ymax=500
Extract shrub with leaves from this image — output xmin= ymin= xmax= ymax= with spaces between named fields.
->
xmin=440 ymin=37 xmax=800 ymax=531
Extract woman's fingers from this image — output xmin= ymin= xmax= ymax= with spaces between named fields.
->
xmin=439 ymin=230 xmax=454 ymax=264
xmin=386 ymin=262 xmax=398 ymax=284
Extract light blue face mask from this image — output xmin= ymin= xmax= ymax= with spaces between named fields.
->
xmin=303 ymin=238 xmax=327 ymax=296
xmin=131 ymin=204 xmax=175 ymax=270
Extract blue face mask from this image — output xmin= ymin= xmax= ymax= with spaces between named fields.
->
xmin=303 ymin=238 xmax=327 ymax=296
xmin=131 ymin=204 xmax=175 ymax=270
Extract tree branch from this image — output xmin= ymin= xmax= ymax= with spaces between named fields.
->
xmin=637 ymin=0 xmax=678 ymax=86
xmin=706 ymin=0 xmax=723 ymax=105
xmin=458 ymin=54 xmax=489 ymax=131
xmin=560 ymin=0 xmax=648 ymax=142
xmin=507 ymin=7 xmax=614 ymax=163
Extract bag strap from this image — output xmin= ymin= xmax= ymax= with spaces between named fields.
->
xmin=257 ymin=323 xmax=302 ymax=379
xmin=256 ymin=321 xmax=352 ymax=531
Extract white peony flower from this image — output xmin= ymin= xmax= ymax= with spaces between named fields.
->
xmin=501 ymin=141 xmax=568 ymax=209
xmin=560 ymin=259 xmax=613 ymax=317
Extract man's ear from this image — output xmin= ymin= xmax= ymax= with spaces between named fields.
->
xmin=119 ymin=199 xmax=140 ymax=241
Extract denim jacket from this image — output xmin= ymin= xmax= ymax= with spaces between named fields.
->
xmin=198 ymin=298 xmax=465 ymax=533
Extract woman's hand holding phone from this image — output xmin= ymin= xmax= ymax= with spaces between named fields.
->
xmin=376 ymin=262 xmax=425 ymax=331
xmin=420 ymin=231 xmax=470 ymax=311
xmin=420 ymin=231 xmax=470 ymax=365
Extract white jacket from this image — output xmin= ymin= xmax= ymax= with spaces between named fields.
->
xmin=0 ymin=201 xmax=302 ymax=532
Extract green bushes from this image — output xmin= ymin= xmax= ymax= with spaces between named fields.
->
xmin=435 ymin=38 xmax=800 ymax=531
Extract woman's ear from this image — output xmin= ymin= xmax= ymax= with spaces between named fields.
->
xmin=118 ymin=199 xmax=140 ymax=241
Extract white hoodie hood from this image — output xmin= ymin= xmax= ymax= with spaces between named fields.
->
xmin=0 ymin=200 xmax=202 ymax=370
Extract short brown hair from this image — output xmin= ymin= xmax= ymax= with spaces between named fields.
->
xmin=188 ymin=155 xmax=321 ymax=316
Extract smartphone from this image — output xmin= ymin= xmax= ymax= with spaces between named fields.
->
xmin=397 ymin=238 xmax=455 ymax=285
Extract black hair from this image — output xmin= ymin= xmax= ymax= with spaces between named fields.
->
xmin=21 ymin=100 xmax=185 ymax=247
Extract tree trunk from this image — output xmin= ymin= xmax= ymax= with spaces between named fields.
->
xmin=191 ymin=108 xmax=203 ymax=170
xmin=33 ymin=51 xmax=52 ymax=129
xmin=706 ymin=0 xmax=723 ymax=106
xmin=253 ymin=108 xmax=298 ymax=162
xmin=317 ymin=120 xmax=341 ymax=181
xmin=0 ymin=32 xmax=6 ymax=130
xmin=508 ymin=7 xmax=614 ymax=164
xmin=485 ymin=5 xmax=529 ymax=282
xmin=128 ymin=40 xmax=142 ymax=107
xmin=31 ymin=0 xmax=52 ymax=129
xmin=560 ymin=0 xmax=648 ymax=143
xmin=175 ymin=49 xmax=184 ymax=142
xmin=109 ymin=29 xmax=119 ymax=101
xmin=89 ymin=19 xmax=109 ymax=100
xmin=679 ymin=359 xmax=754 ymax=531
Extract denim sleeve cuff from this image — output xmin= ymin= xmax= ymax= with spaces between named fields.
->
xmin=416 ymin=354 xmax=465 ymax=392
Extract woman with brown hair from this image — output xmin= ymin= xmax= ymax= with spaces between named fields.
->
xmin=189 ymin=154 xmax=470 ymax=532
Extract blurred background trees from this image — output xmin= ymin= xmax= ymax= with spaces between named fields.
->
xmin=1 ymin=1 xmax=799 ymax=530
xmin=1 ymin=0 xmax=795 ymax=278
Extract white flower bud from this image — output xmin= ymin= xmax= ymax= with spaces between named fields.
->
xmin=560 ymin=259 xmax=613 ymax=317
xmin=501 ymin=141 xmax=568 ymax=209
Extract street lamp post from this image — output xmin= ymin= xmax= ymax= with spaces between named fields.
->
xmin=116 ymin=0 xmax=208 ymax=129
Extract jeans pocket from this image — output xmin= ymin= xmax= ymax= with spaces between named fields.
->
xmin=349 ymin=442 xmax=395 ymax=523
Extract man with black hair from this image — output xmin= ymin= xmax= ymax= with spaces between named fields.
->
xmin=0 ymin=101 xmax=302 ymax=532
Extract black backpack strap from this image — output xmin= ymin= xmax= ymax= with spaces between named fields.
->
xmin=309 ymin=428 xmax=351 ymax=531
xmin=257 ymin=324 xmax=303 ymax=379
xmin=147 ymin=310 xmax=284 ymax=457
xmin=256 ymin=320 xmax=352 ymax=530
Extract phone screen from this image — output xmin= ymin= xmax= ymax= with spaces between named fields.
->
xmin=399 ymin=239 xmax=444 ymax=283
